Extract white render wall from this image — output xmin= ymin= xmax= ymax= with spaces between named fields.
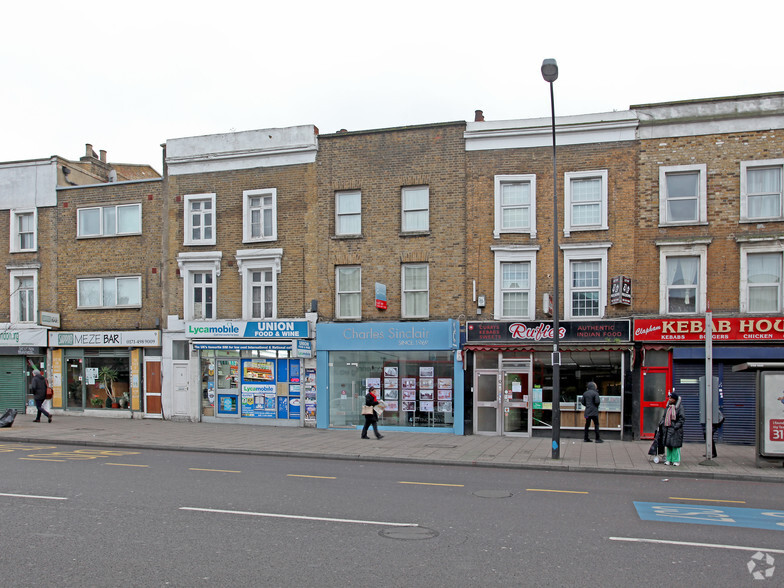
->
xmin=0 ymin=157 xmax=58 ymax=209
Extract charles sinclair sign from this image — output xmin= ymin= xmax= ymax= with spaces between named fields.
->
xmin=634 ymin=317 xmax=784 ymax=342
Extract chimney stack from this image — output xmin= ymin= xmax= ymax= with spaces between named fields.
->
xmin=474 ymin=110 xmax=485 ymax=122
xmin=100 ymin=150 xmax=107 ymax=163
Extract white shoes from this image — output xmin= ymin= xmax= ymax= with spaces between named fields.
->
xmin=664 ymin=461 xmax=671 ymax=465
xmin=673 ymin=462 xmax=680 ymax=466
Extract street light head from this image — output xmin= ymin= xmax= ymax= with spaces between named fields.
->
xmin=541 ymin=58 xmax=558 ymax=83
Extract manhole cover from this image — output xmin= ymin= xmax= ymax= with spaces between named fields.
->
xmin=379 ymin=526 xmax=439 ymax=541
xmin=473 ymin=490 xmax=513 ymax=499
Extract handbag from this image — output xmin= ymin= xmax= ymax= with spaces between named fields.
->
xmin=45 ymin=379 xmax=54 ymax=399
xmin=361 ymin=405 xmax=374 ymax=415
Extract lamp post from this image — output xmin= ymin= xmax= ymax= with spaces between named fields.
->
xmin=541 ymin=58 xmax=561 ymax=459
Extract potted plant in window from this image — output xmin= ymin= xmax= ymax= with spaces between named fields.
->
xmin=98 ymin=365 xmax=119 ymax=408
xmin=90 ymin=395 xmax=103 ymax=408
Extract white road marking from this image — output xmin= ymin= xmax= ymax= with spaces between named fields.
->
xmin=610 ymin=536 xmax=784 ymax=554
xmin=0 ymin=492 xmax=68 ymax=501
xmin=180 ymin=506 xmax=418 ymax=527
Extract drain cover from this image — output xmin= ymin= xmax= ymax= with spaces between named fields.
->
xmin=472 ymin=490 xmax=513 ymax=499
xmin=379 ymin=526 xmax=439 ymax=541
xmin=424 ymin=444 xmax=458 ymax=449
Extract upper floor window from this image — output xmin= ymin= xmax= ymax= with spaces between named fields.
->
xmin=492 ymin=246 xmax=538 ymax=319
xmin=336 ymin=190 xmax=361 ymax=236
xmin=740 ymin=159 xmax=784 ymax=221
xmin=9 ymin=268 xmax=38 ymax=323
xmin=336 ymin=266 xmax=361 ymax=319
xmin=564 ymin=170 xmax=608 ymax=236
xmin=562 ymin=244 xmax=609 ymax=319
xmin=177 ymin=251 xmax=222 ymax=320
xmin=402 ymin=263 xmax=429 ymax=318
xmin=10 ymin=209 xmax=36 ymax=252
xmin=236 ymin=248 xmax=282 ymax=320
xmin=402 ymin=186 xmax=429 ymax=232
xmin=243 ymin=188 xmax=277 ymax=242
xmin=77 ymin=204 xmax=141 ymax=238
xmin=77 ymin=276 xmax=141 ymax=308
xmin=740 ymin=241 xmax=783 ymax=313
xmin=659 ymin=164 xmax=707 ymax=226
xmin=658 ymin=242 xmax=708 ymax=315
xmin=494 ymin=175 xmax=536 ymax=238
xmin=184 ymin=193 xmax=216 ymax=246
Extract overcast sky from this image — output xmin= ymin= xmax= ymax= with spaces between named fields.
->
xmin=3 ymin=1 xmax=783 ymax=173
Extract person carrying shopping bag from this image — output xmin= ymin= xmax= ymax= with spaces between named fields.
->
xmin=360 ymin=385 xmax=384 ymax=440
xmin=663 ymin=391 xmax=685 ymax=466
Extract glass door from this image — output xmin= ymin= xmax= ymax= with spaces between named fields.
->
xmin=474 ymin=371 xmax=500 ymax=435
xmin=640 ymin=367 xmax=670 ymax=439
xmin=66 ymin=357 xmax=84 ymax=410
xmin=502 ymin=371 xmax=530 ymax=435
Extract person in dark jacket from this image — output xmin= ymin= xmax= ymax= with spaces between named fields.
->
xmin=360 ymin=385 xmax=383 ymax=440
xmin=30 ymin=369 xmax=52 ymax=423
xmin=663 ymin=391 xmax=685 ymax=465
xmin=582 ymin=381 xmax=602 ymax=443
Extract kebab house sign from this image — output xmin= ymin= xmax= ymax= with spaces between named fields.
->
xmin=634 ymin=317 xmax=784 ymax=342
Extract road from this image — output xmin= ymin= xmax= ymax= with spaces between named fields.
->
xmin=1 ymin=441 xmax=782 ymax=586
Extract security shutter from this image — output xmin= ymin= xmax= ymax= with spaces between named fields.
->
xmin=0 ymin=356 xmax=27 ymax=413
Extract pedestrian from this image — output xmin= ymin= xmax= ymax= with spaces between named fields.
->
xmin=360 ymin=385 xmax=383 ymax=440
xmin=582 ymin=381 xmax=602 ymax=443
xmin=663 ymin=391 xmax=685 ymax=466
xmin=702 ymin=409 xmax=725 ymax=458
xmin=30 ymin=369 xmax=52 ymax=423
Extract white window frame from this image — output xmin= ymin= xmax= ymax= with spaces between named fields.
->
xmin=659 ymin=164 xmax=708 ymax=226
xmin=494 ymin=174 xmax=537 ymax=239
xmin=184 ymin=193 xmax=217 ymax=246
xmin=9 ymin=268 xmax=38 ymax=323
xmin=236 ymin=248 xmax=282 ymax=320
xmin=562 ymin=243 xmax=610 ymax=319
xmin=492 ymin=246 xmax=539 ymax=320
xmin=658 ymin=242 xmax=709 ymax=315
xmin=401 ymin=263 xmax=429 ymax=318
xmin=740 ymin=159 xmax=784 ymax=222
xmin=336 ymin=265 xmax=362 ymax=320
xmin=564 ymin=170 xmax=608 ymax=236
xmin=76 ymin=276 xmax=142 ymax=309
xmin=401 ymin=186 xmax=429 ymax=233
xmin=177 ymin=251 xmax=222 ymax=320
xmin=335 ymin=190 xmax=362 ymax=236
xmin=76 ymin=203 xmax=142 ymax=238
xmin=242 ymin=188 xmax=277 ymax=243
xmin=739 ymin=240 xmax=784 ymax=313
xmin=10 ymin=209 xmax=37 ymax=253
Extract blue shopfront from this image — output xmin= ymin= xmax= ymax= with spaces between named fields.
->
xmin=316 ymin=320 xmax=463 ymax=434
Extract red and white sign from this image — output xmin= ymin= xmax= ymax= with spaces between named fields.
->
xmin=634 ymin=317 xmax=784 ymax=342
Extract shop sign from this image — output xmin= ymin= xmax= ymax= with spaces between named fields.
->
xmin=610 ymin=276 xmax=632 ymax=305
xmin=634 ymin=317 xmax=784 ymax=342
xmin=0 ymin=325 xmax=48 ymax=347
xmin=294 ymin=339 xmax=313 ymax=358
xmin=375 ymin=282 xmax=387 ymax=310
xmin=49 ymin=330 xmax=161 ymax=347
xmin=317 ymin=320 xmax=458 ymax=351
xmin=185 ymin=320 xmax=309 ymax=339
xmin=39 ymin=311 xmax=60 ymax=328
xmin=466 ymin=320 xmax=630 ymax=344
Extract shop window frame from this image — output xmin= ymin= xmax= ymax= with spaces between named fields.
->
xmin=236 ymin=248 xmax=282 ymax=320
xmin=242 ymin=188 xmax=277 ymax=243
xmin=564 ymin=170 xmax=608 ymax=236
xmin=657 ymin=241 xmax=709 ymax=315
xmin=10 ymin=208 xmax=37 ymax=253
xmin=739 ymin=240 xmax=784 ymax=313
xmin=562 ymin=243 xmax=609 ymax=319
xmin=177 ymin=251 xmax=222 ymax=321
xmin=494 ymin=174 xmax=537 ymax=239
xmin=658 ymin=164 xmax=708 ymax=226
xmin=9 ymin=267 xmax=38 ymax=323
xmin=492 ymin=246 xmax=538 ymax=320
xmin=184 ymin=193 xmax=216 ymax=246
xmin=740 ymin=159 xmax=784 ymax=222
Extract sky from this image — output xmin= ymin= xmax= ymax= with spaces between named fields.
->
xmin=2 ymin=1 xmax=783 ymax=173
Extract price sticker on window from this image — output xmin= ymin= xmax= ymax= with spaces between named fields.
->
xmin=770 ymin=419 xmax=784 ymax=442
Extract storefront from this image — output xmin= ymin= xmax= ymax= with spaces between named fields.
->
xmin=184 ymin=319 xmax=314 ymax=425
xmin=316 ymin=320 xmax=463 ymax=434
xmin=0 ymin=325 xmax=48 ymax=413
xmin=464 ymin=320 xmax=631 ymax=438
xmin=48 ymin=330 xmax=160 ymax=414
xmin=634 ymin=317 xmax=784 ymax=445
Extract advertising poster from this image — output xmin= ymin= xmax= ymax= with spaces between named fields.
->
xmin=277 ymin=396 xmax=289 ymax=419
xmin=420 ymin=400 xmax=434 ymax=412
xmin=218 ymin=394 xmax=239 ymax=415
xmin=762 ymin=372 xmax=784 ymax=456
xmin=289 ymin=398 xmax=300 ymax=419
xmin=241 ymin=384 xmax=276 ymax=418
xmin=244 ymin=360 xmax=275 ymax=381
xmin=289 ymin=384 xmax=301 ymax=397
xmin=290 ymin=360 xmax=301 ymax=382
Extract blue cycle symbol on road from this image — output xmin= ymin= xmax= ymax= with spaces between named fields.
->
xmin=635 ymin=502 xmax=784 ymax=532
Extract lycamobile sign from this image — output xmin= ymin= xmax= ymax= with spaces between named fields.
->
xmin=186 ymin=320 xmax=309 ymax=339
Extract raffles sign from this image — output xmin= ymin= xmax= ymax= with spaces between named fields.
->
xmin=466 ymin=321 xmax=630 ymax=344
xmin=634 ymin=317 xmax=784 ymax=342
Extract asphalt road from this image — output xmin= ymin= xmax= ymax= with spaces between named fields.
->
xmin=2 ymin=442 xmax=782 ymax=587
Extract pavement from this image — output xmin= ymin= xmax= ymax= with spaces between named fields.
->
xmin=2 ymin=412 xmax=783 ymax=483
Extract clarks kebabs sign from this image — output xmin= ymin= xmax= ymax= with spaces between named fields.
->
xmin=466 ymin=321 xmax=630 ymax=344
xmin=634 ymin=317 xmax=784 ymax=342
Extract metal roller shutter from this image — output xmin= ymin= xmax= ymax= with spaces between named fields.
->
xmin=0 ymin=356 xmax=27 ymax=413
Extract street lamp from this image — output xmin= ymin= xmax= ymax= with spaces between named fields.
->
xmin=541 ymin=58 xmax=561 ymax=459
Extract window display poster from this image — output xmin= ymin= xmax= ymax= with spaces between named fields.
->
xmin=402 ymin=378 xmax=417 ymax=390
xmin=420 ymin=366 xmax=434 ymax=378
xmin=402 ymin=401 xmax=416 ymax=411
xmin=277 ymin=396 xmax=289 ymax=419
xmin=384 ymin=366 xmax=398 ymax=377
xmin=244 ymin=360 xmax=275 ymax=381
xmin=402 ymin=389 xmax=416 ymax=401
xmin=762 ymin=372 xmax=784 ymax=456
xmin=420 ymin=400 xmax=434 ymax=412
xmin=304 ymin=368 xmax=316 ymax=422
xmin=437 ymin=378 xmax=452 ymax=390
xmin=385 ymin=400 xmax=399 ymax=412
xmin=437 ymin=389 xmax=452 ymax=401
xmin=241 ymin=384 xmax=276 ymax=418
xmin=438 ymin=401 xmax=452 ymax=413
xmin=419 ymin=378 xmax=434 ymax=390
xmin=384 ymin=389 xmax=398 ymax=400
xmin=289 ymin=398 xmax=300 ymax=419
xmin=366 ymin=377 xmax=381 ymax=391
xmin=277 ymin=359 xmax=288 ymax=383
xmin=290 ymin=360 xmax=301 ymax=382
xmin=289 ymin=384 xmax=301 ymax=397
xmin=419 ymin=389 xmax=434 ymax=401
xmin=218 ymin=393 xmax=239 ymax=415
xmin=384 ymin=378 xmax=398 ymax=390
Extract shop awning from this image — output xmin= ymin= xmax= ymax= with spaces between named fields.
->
xmin=463 ymin=345 xmax=630 ymax=352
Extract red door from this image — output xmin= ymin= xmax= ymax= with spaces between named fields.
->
xmin=640 ymin=366 xmax=671 ymax=439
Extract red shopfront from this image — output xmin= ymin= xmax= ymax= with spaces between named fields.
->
xmin=634 ymin=317 xmax=784 ymax=444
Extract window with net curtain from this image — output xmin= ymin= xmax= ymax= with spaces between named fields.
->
xmin=402 ymin=264 xmax=428 ymax=318
xmin=748 ymin=252 xmax=782 ymax=312
xmin=666 ymin=256 xmax=699 ymax=313
xmin=501 ymin=261 xmax=528 ymax=317
xmin=337 ymin=266 xmax=361 ymax=319
xmin=747 ymin=166 xmax=782 ymax=219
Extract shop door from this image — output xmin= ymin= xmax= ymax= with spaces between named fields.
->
xmin=144 ymin=360 xmax=162 ymax=417
xmin=640 ymin=367 xmax=670 ymax=439
xmin=474 ymin=371 xmax=500 ymax=435
xmin=172 ymin=362 xmax=190 ymax=418
xmin=474 ymin=370 xmax=531 ymax=436
xmin=502 ymin=370 xmax=530 ymax=436
xmin=66 ymin=358 xmax=84 ymax=410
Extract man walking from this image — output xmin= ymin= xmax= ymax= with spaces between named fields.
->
xmin=30 ymin=369 xmax=52 ymax=423
xmin=582 ymin=381 xmax=602 ymax=443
